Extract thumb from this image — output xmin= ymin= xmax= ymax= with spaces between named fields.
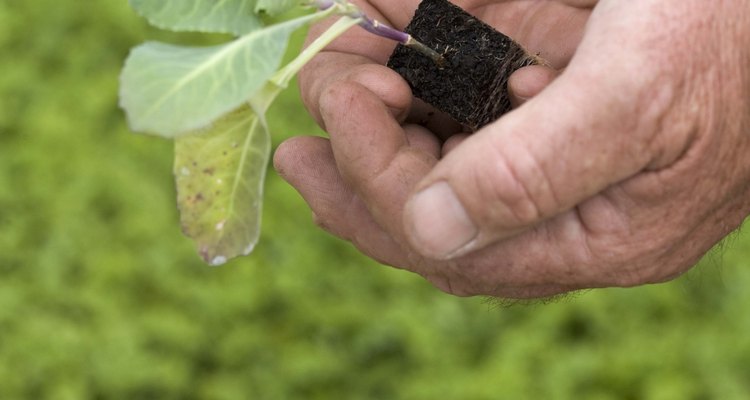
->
xmin=403 ymin=31 xmax=676 ymax=259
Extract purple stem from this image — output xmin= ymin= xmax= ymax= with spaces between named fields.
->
xmin=310 ymin=0 xmax=445 ymax=67
xmin=356 ymin=14 xmax=408 ymax=42
xmin=356 ymin=13 xmax=445 ymax=67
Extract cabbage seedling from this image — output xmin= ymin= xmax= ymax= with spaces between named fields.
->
xmin=119 ymin=0 xmax=442 ymax=265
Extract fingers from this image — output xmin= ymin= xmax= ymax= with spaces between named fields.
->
xmin=442 ymin=134 xmax=469 ymax=156
xmin=508 ymin=65 xmax=560 ymax=108
xmin=442 ymin=65 xmax=561 ymax=157
xmin=299 ymin=1 xmax=420 ymax=129
xmin=406 ymin=98 xmax=465 ymax=140
xmin=402 ymin=32 xmax=682 ymax=259
xmin=273 ymin=136 xmax=413 ymax=268
xmin=490 ymin=1 xmax=591 ymax=69
xmin=277 ymin=75 xmax=442 ymax=264
xmin=278 ymin=0 xmax=750 ymax=300
xmin=273 ymin=136 xmax=351 ymax=239
xmin=319 ymin=79 xmax=440 ymax=236
xmin=272 ymin=136 xmax=595 ymax=298
xmin=301 ymin=56 xmax=413 ymax=130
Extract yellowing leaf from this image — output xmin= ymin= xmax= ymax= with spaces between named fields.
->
xmin=173 ymin=106 xmax=269 ymax=265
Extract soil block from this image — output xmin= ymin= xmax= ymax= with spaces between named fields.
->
xmin=387 ymin=0 xmax=539 ymax=131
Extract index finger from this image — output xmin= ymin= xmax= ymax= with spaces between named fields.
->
xmin=299 ymin=1 xmax=420 ymax=126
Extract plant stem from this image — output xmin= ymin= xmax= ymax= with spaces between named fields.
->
xmin=308 ymin=0 xmax=445 ymax=67
xmin=270 ymin=15 xmax=363 ymax=89
xmin=402 ymin=36 xmax=445 ymax=67
xmin=356 ymin=13 xmax=445 ymax=67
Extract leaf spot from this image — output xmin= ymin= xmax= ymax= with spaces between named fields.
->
xmin=210 ymin=255 xmax=227 ymax=266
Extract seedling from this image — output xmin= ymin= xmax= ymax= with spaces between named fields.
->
xmin=119 ymin=0 xmax=536 ymax=265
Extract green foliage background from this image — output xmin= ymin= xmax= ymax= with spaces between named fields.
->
xmin=1 ymin=1 xmax=749 ymax=399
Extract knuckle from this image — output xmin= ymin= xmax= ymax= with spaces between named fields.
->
xmin=473 ymin=141 xmax=560 ymax=229
xmin=319 ymin=79 xmax=354 ymax=108
xmin=634 ymin=82 xmax=695 ymax=170
xmin=318 ymin=80 xmax=363 ymax=127
xmin=314 ymin=73 xmax=368 ymax=129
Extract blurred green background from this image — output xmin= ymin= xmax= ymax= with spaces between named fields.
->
xmin=1 ymin=1 xmax=749 ymax=399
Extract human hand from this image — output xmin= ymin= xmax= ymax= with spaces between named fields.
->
xmin=274 ymin=0 xmax=750 ymax=298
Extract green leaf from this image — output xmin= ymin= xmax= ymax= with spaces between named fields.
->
xmin=255 ymin=0 xmax=298 ymax=16
xmin=119 ymin=12 xmax=322 ymax=137
xmin=129 ymin=0 xmax=265 ymax=36
xmin=173 ymin=105 xmax=270 ymax=265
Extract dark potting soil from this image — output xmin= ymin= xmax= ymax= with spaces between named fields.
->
xmin=387 ymin=0 xmax=539 ymax=131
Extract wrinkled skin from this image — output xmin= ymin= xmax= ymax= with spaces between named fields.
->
xmin=274 ymin=0 xmax=750 ymax=298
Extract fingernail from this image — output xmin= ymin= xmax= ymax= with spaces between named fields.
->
xmin=407 ymin=182 xmax=477 ymax=259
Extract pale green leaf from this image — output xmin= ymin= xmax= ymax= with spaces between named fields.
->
xmin=129 ymin=0 xmax=264 ymax=36
xmin=174 ymin=105 xmax=270 ymax=265
xmin=119 ymin=12 xmax=321 ymax=137
xmin=255 ymin=0 xmax=298 ymax=16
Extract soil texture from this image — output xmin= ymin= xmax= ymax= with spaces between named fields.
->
xmin=387 ymin=0 xmax=540 ymax=131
